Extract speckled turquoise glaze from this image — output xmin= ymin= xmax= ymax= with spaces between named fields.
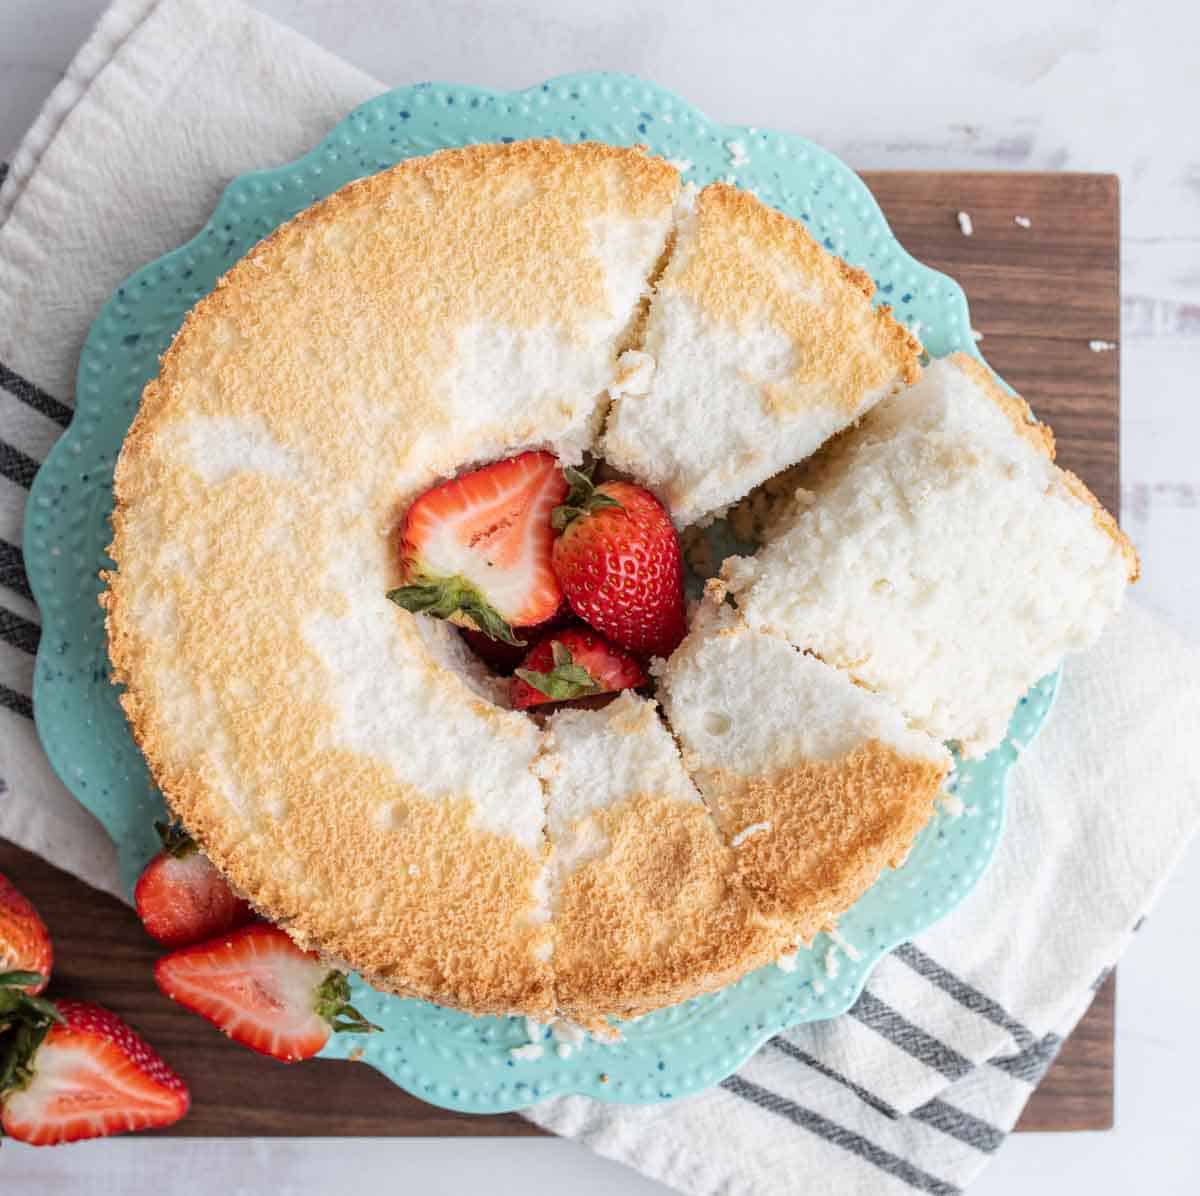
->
xmin=24 ymin=73 xmax=1056 ymax=1112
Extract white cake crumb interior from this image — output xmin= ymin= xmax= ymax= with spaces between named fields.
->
xmin=659 ymin=603 xmax=948 ymax=782
xmin=726 ymin=356 xmax=1132 ymax=755
xmin=537 ymin=693 xmax=704 ymax=909
xmin=302 ymin=535 xmax=546 ymax=854
xmin=603 ymin=188 xmax=914 ymax=528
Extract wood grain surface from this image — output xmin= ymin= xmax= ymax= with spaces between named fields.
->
xmin=0 ymin=171 xmax=1119 ymax=1136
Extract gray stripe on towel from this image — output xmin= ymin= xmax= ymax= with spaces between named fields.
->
xmin=910 ymin=1098 xmax=1004 ymax=1153
xmin=851 ymin=990 xmax=974 ymax=1082
xmin=894 ymin=942 xmax=1036 ymax=1050
xmin=0 ymin=540 xmax=32 ymax=603
xmin=989 ymin=1033 xmax=1063 ymax=1085
xmin=769 ymin=1036 xmax=1006 ymax=1154
xmin=0 ymin=608 xmax=40 ymax=656
xmin=0 ymin=440 xmax=39 ymax=489
xmin=0 ymin=361 xmax=73 ymax=428
xmin=769 ymin=1036 xmax=901 ymax=1119
xmin=0 ymin=681 xmax=33 ymax=719
xmin=721 ymin=1074 xmax=962 ymax=1196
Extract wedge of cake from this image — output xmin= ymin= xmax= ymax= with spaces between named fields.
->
xmin=723 ymin=354 xmax=1139 ymax=756
xmin=539 ymin=692 xmax=786 ymax=1025
xmin=658 ymin=600 xmax=950 ymax=943
xmin=603 ymin=182 xmax=921 ymax=527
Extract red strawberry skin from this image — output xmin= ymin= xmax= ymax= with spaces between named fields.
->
xmin=391 ymin=450 xmax=569 ymax=639
xmin=134 ymin=846 xmax=255 ymax=948
xmin=511 ymin=626 xmax=647 ymax=708
xmin=553 ymin=481 xmax=687 ymax=658
xmin=0 ymin=1000 xmax=189 ymax=1145
xmin=155 ymin=924 xmax=371 ymax=1064
xmin=0 ymin=872 xmax=52 ymax=994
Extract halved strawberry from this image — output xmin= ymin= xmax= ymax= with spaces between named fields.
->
xmin=0 ymin=998 xmax=189 ymax=1145
xmin=388 ymin=450 xmax=569 ymax=645
xmin=134 ymin=822 xmax=255 ymax=948
xmin=0 ymin=872 xmax=52 ymax=994
xmin=552 ymin=468 xmax=687 ymax=658
xmin=511 ymin=626 xmax=648 ymax=709
xmin=154 ymin=924 xmax=379 ymax=1063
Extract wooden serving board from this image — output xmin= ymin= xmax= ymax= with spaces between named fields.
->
xmin=0 ymin=171 xmax=1119 ymax=1135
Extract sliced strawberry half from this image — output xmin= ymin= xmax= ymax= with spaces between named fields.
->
xmin=511 ymin=626 xmax=648 ymax=709
xmin=154 ymin=924 xmax=379 ymax=1063
xmin=0 ymin=998 xmax=189 ymax=1145
xmin=0 ymin=872 xmax=52 ymax=994
xmin=134 ymin=822 xmax=255 ymax=948
xmin=388 ymin=450 xmax=568 ymax=645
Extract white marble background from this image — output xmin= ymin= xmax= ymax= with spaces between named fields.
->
xmin=2 ymin=1 xmax=1198 ymax=1192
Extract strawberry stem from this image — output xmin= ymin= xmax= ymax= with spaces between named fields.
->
xmin=155 ymin=820 xmax=198 ymax=859
xmin=514 ymin=641 xmax=602 ymax=701
xmin=387 ymin=577 xmax=525 ymax=646
xmin=315 ymin=972 xmax=382 ymax=1036
xmin=551 ymin=465 xmax=623 ymax=531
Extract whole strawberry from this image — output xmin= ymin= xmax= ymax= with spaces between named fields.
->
xmin=551 ymin=468 xmax=686 ymax=658
xmin=511 ymin=625 xmax=647 ymax=708
xmin=134 ymin=822 xmax=255 ymax=948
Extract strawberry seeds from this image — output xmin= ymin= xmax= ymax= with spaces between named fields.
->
xmin=388 ymin=454 xmax=688 ymax=709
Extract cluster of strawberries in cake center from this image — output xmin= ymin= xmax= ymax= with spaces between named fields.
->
xmin=388 ymin=450 xmax=688 ymax=709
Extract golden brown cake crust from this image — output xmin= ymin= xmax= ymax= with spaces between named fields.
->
xmin=553 ymin=793 xmax=792 ymax=1025
xmin=678 ymin=183 xmax=923 ymax=415
xmin=103 ymin=140 xmax=682 ymax=1019
xmin=699 ymin=742 xmax=948 ymax=944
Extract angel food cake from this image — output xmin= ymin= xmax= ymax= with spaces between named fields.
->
xmin=105 ymin=140 xmax=1136 ymax=1025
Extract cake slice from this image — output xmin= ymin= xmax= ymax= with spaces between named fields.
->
xmin=539 ymin=691 xmax=786 ymax=1025
xmin=658 ymin=601 xmax=950 ymax=943
xmin=723 ymin=353 xmax=1139 ymax=757
xmin=602 ymin=183 xmax=921 ymax=528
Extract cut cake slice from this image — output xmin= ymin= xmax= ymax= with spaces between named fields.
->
xmin=539 ymin=691 xmax=786 ymax=1025
xmin=723 ymin=353 xmax=1138 ymax=757
xmin=658 ymin=601 xmax=950 ymax=944
xmin=603 ymin=182 xmax=921 ymax=528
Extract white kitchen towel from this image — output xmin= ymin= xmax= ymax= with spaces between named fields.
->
xmin=0 ymin=3 xmax=1196 ymax=1194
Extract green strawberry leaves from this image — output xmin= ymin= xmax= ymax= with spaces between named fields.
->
xmin=0 ymin=976 xmax=63 ymax=1097
xmin=514 ymin=641 xmax=601 ymax=701
xmin=315 ymin=971 xmax=382 ymax=1036
xmin=387 ymin=576 xmax=524 ymax=646
xmin=155 ymin=820 xmax=198 ymax=859
xmin=551 ymin=465 xmax=623 ymax=531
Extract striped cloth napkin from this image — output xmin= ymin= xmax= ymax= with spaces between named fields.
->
xmin=1 ymin=2 xmax=1197 ymax=1192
